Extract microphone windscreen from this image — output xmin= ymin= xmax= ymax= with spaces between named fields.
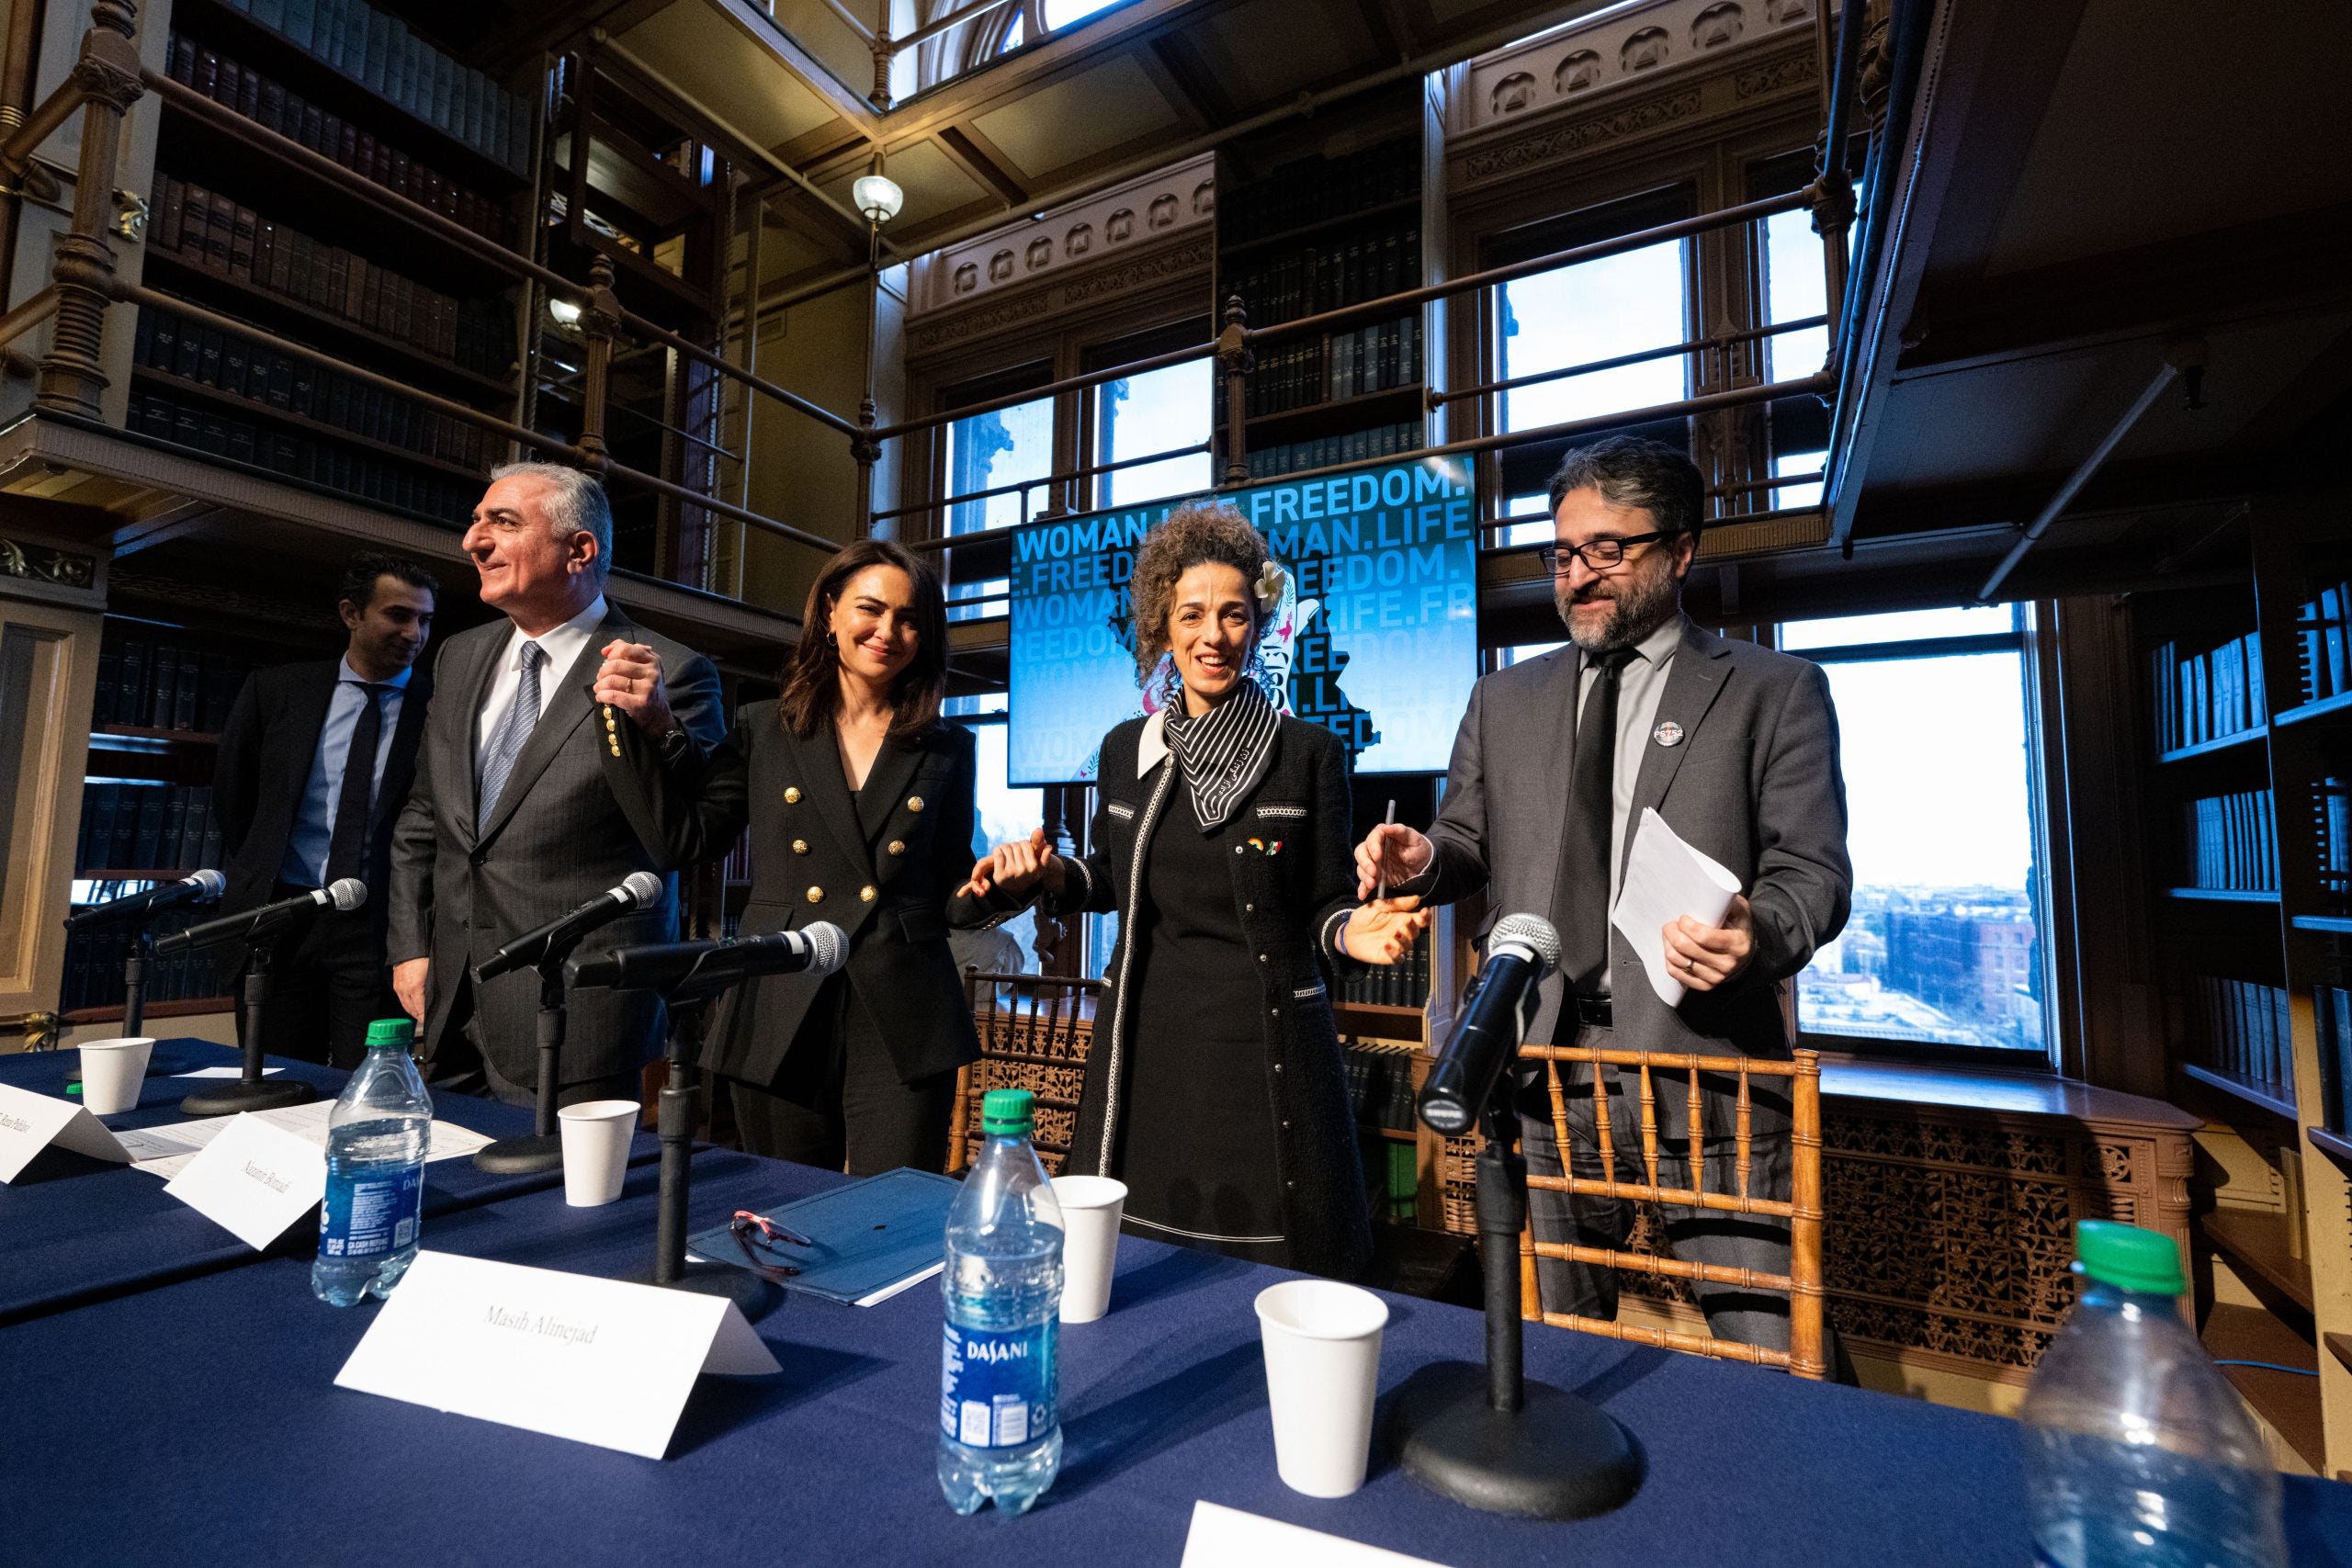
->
xmin=620 ymin=871 xmax=663 ymax=907
xmin=1489 ymin=912 xmax=1561 ymax=976
xmin=326 ymin=878 xmax=368 ymax=912
xmin=802 ymin=921 xmax=849 ymax=977
xmin=191 ymin=868 xmax=227 ymax=897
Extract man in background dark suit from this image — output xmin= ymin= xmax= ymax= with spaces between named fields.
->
xmin=389 ymin=463 xmax=723 ymax=1107
xmin=212 ymin=551 xmax=437 ymax=1068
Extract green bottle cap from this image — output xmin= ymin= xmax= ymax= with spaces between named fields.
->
xmin=981 ymin=1088 xmax=1035 ymax=1138
xmin=364 ymin=1017 xmax=415 ymax=1051
xmin=2075 ymin=1219 xmax=2186 ymax=1295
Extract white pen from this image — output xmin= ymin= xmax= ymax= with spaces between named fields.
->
xmin=1375 ymin=798 xmax=1396 ymax=901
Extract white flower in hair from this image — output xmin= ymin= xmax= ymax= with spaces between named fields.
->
xmin=1253 ymin=559 xmax=1289 ymax=610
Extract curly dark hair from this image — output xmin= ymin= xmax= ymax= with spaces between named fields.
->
xmin=777 ymin=538 xmax=947 ymax=744
xmin=1128 ymin=502 xmax=1271 ymax=677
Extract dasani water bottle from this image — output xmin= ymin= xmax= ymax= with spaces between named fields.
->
xmin=2019 ymin=1219 xmax=2287 ymax=1567
xmin=939 ymin=1088 xmax=1065 ymax=1515
xmin=311 ymin=1016 xmax=433 ymax=1307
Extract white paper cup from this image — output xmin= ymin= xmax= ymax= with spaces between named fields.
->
xmin=1255 ymin=1279 xmax=1390 ymax=1498
xmin=78 ymin=1037 xmax=156 ymax=1116
xmin=556 ymin=1100 xmax=638 ymax=1207
xmin=1050 ymin=1175 xmax=1127 ymax=1324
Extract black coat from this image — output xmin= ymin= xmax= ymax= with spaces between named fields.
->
xmin=212 ymin=659 xmax=431 ymax=925
xmin=609 ymin=701 xmax=982 ymax=1089
xmin=954 ymin=712 xmax=1372 ymax=1281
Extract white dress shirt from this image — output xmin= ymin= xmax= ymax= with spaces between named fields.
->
xmin=1573 ymin=612 xmax=1685 ymax=993
xmin=474 ymin=594 xmax=606 ymax=782
xmin=281 ymin=657 xmax=413 ymax=886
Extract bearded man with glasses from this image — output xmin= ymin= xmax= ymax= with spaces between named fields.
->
xmin=1354 ymin=434 xmax=1853 ymax=1363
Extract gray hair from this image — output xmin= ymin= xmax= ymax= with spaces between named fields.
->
xmin=491 ymin=461 xmax=614 ymax=579
xmin=1544 ymin=435 xmax=1703 ymax=543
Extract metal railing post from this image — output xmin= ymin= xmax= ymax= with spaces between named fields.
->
xmin=854 ymin=394 xmax=880 ymax=538
xmin=34 ymin=0 xmax=141 ymax=420
xmin=1216 ymin=293 xmax=1251 ymax=489
xmin=576 ymin=253 xmax=620 ymax=471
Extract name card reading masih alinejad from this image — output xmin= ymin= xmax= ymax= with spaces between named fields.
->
xmin=334 ymin=1250 xmax=780 ymax=1459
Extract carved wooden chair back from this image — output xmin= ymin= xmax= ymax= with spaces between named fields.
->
xmin=949 ymin=968 xmax=1102 ymax=1175
xmin=1515 ymin=1042 xmax=1827 ymax=1379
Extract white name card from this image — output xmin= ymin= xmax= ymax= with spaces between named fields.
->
xmin=0 ymin=1081 xmax=132 ymax=1183
xmin=162 ymin=1112 xmax=329 ymax=1250
xmin=334 ymin=1250 xmax=780 ymax=1459
xmin=1181 ymin=1502 xmax=1454 ymax=1568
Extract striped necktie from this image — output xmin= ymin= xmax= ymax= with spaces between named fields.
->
xmin=477 ymin=641 xmax=544 ymax=833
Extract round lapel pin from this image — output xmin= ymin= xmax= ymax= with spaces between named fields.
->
xmin=1652 ymin=720 xmax=1684 ymax=748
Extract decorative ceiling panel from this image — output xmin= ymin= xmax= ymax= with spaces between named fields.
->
xmin=968 ymin=54 xmax=1182 ymax=178
xmin=617 ymin=3 xmax=844 ymax=149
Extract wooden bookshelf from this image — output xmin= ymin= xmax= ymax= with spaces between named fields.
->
xmin=2162 ymin=886 xmax=2280 ymax=904
xmin=2204 ymin=1302 xmax=2324 ymax=1472
xmin=131 ymin=366 xmax=487 ymax=483
xmin=2276 ymin=688 xmax=2352 ymax=729
xmin=1246 ymin=384 xmax=1427 ymax=443
xmin=2202 ymin=1204 xmax=2314 ymax=1312
xmin=62 ymin=996 xmax=237 ymax=1026
xmin=92 ymin=725 xmax=221 ymax=746
xmin=2182 ymin=1061 xmax=2300 ymax=1122
xmin=2294 ymin=915 xmax=2352 ymax=935
xmin=2157 ymin=726 xmax=2268 ymax=763
xmin=2313 ymin=1125 xmax=2352 ymax=1164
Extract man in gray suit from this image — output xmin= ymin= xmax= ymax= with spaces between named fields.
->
xmin=389 ymin=463 xmax=725 ymax=1106
xmin=1358 ymin=435 xmax=1850 ymax=1353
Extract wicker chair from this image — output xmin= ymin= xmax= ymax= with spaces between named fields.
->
xmin=1514 ymin=1042 xmax=1827 ymax=1379
xmin=949 ymin=968 xmax=1102 ymax=1175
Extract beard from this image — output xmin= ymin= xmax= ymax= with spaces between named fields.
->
xmin=1555 ymin=549 xmax=1682 ymax=651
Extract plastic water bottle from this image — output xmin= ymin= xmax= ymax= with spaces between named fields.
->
xmin=939 ymin=1088 xmax=1066 ymax=1516
xmin=2019 ymin=1220 xmax=2287 ymax=1567
xmin=311 ymin=1016 xmax=434 ymax=1307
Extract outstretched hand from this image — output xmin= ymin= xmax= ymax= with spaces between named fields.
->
xmin=1341 ymin=896 xmax=1430 ymax=964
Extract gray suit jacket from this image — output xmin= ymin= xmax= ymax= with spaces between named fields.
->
xmin=1408 ymin=618 xmax=1850 ymax=1061
xmin=386 ymin=603 xmax=725 ymax=1088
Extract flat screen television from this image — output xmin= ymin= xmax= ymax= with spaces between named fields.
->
xmin=1006 ymin=454 xmax=1478 ymax=784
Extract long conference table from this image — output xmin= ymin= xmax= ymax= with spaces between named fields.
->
xmin=5 ymin=1040 xmax=2348 ymax=1567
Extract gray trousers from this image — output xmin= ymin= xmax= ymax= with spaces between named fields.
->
xmin=1519 ymin=1023 xmax=1796 ymax=1351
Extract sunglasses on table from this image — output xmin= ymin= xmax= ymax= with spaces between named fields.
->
xmin=1536 ymin=530 xmax=1676 ymax=576
xmin=729 ymin=1208 xmax=813 ymax=1280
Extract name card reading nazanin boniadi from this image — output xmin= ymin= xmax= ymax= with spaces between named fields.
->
xmin=162 ymin=1112 xmax=329 ymax=1250
xmin=0 ymin=1081 xmax=132 ymax=1183
xmin=334 ymin=1250 xmax=780 ymax=1459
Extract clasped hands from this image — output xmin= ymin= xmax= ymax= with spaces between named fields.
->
xmin=1352 ymin=822 xmax=1755 ymax=992
xmin=964 ymin=827 xmax=1432 ymax=965
xmin=592 ymin=641 xmax=674 ymax=735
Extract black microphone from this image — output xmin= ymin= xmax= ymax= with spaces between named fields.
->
xmin=68 ymin=868 xmax=226 ymax=929
xmin=475 ymin=871 xmax=664 ymax=982
xmin=153 ymin=877 xmax=367 ymax=954
xmin=1417 ymin=912 xmax=1561 ymax=1136
xmin=567 ymin=923 xmax=849 ymax=995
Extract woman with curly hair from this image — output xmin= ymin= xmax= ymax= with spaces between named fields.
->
xmin=956 ymin=502 xmax=1426 ymax=1278
xmin=594 ymin=538 xmax=978 ymax=1172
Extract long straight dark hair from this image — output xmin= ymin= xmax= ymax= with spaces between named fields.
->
xmin=778 ymin=538 xmax=948 ymax=744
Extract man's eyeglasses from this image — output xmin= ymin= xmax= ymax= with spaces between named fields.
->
xmin=729 ymin=1209 xmax=812 ymax=1280
xmin=1537 ymin=530 xmax=1674 ymax=577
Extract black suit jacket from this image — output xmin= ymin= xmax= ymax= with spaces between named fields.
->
xmin=607 ymin=701 xmax=982 ymax=1089
xmin=211 ymin=659 xmax=431 ymax=928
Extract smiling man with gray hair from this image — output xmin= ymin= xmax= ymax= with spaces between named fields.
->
xmin=388 ymin=462 xmax=726 ymax=1106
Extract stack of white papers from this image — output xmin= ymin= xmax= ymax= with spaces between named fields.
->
xmin=114 ymin=1100 xmax=492 ymax=1179
xmin=1610 ymin=807 xmax=1743 ymax=1009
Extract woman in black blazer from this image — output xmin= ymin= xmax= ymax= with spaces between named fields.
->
xmin=594 ymin=539 xmax=978 ymax=1173
xmin=956 ymin=503 xmax=1426 ymax=1279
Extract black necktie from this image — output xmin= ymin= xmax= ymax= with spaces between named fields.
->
xmin=1556 ymin=648 xmax=1635 ymax=997
xmin=325 ymin=682 xmax=390 ymax=886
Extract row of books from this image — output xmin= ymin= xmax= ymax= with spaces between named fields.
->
xmin=1345 ymin=1043 xmax=1420 ymax=1132
xmin=2294 ymin=581 xmax=2352 ymax=708
xmin=2149 ymin=634 xmax=2266 ymax=755
xmin=202 ymin=0 xmax=533 ymax=175
xmin=1219 ymin=135 xmax=1417 ymax=246
xmin=2317 ymin=775 xmax=2350 ymax=913
xmin=1225 ymin=227 xmax=1422 ymax=328
xmin=134 ymin=305 xmax=496 ymax=474
xmin=153 ymin=174 xmax=515 ymax=382
xmin=1244 ymin=420 xmax=1426 ymax=480
xmin=2322 ymin=988 xmax=2352 ymax=1136
xmin=2190 ymin=976 xmax=2295 ymax=1096
xmin=128 ymin=391 xmax=477 ymax=522
xmin=96 ymin=632 xmax=253 ymax=734
xmin=1245 ymin=319 xmax=1425 ymax=418
xmin=2179 ymin=789 xmax=2278 ymax=893
xmin=1339 ymin=931 xmax=1430 ymax=1009
xmin=164 ymin=33 xmax=511 ymax=243
xmin=61 ymin=918 xmax=229 ymax=1014
xmin=78 ymin=784 xmax=223 ymax=876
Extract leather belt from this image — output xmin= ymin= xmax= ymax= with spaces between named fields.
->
xmin=1571 ymin=995 xmax=1612 ymax=1030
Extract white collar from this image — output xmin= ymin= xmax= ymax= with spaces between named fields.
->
xmin=503 ymin=593 xmax=607 ymax=672
xmin=1136 ymin=710 xmax=1169 ymax=778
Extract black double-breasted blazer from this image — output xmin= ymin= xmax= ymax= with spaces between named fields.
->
xmin=610 ymin=701 xmax=982 ymax=1089
xmin=954 ymin=710 xmax=1373 ymax=1281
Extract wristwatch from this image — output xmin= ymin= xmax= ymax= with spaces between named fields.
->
xmin=652 ymin=726 xmax=691 ymax=763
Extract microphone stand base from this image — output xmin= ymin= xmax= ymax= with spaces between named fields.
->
xmin=625 ymin=1257 xmax=782 ymax=1323
xmin=1388 ymin=1359 xmax=1642 ymax=1520
xmin=180 ymin=1077 xmax=319 ymax=1117
xmin=472 ymin=1132 xmax=564 ymax=1174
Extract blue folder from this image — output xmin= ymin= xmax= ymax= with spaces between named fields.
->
xmin=688 ymin=1167 xmax=960 ymax=1306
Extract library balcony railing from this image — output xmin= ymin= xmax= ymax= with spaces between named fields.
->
xmin=0 ymin=0 xmax=855 ymax=598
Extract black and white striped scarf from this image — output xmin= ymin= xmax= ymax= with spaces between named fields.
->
xmin=1160 ymin=677 xmax=1280 ymax=832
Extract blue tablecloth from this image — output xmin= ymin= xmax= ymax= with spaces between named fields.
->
xmin=0 ymin=1038 xmax=653 ymax=1325
xmin=6 ymin=1143 xmax=2346 ymax=1567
